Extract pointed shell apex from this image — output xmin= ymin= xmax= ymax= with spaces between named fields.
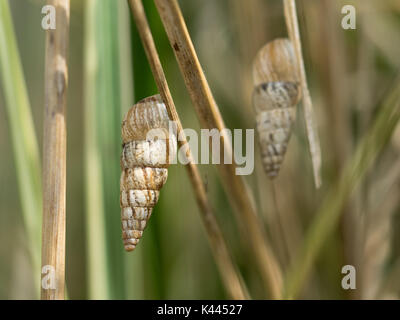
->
xmin=121 ymin=94 xmax=170 ymax=142
xmin=252 ymin=38 xmax=299 ymax=86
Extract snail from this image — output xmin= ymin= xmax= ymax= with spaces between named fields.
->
xmin=120 ymin=94 xmax=176 ymax=251
xmin=252 ymin=38 xmax=301 ymax=178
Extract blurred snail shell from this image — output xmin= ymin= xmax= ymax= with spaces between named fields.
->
xmin=252 ymin=38 xmax=301 ymax=178
xmin=253 ymin=38 xmax=299 ymax=86
xmin=120 ymin=94 xmax=176 ymax=251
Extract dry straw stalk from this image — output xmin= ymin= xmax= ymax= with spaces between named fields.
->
xmin=154 ymin=0 xmax=282 ymax=298
xmin=41 ymin=0 xmax=70 ymax=300
xmin=128 ymin=0 xmax=248 ymax=300
xmin=283 ymin=0 xmax=322 ymax=188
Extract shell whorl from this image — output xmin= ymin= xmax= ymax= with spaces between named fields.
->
xmin=120 ymin=94 xmax=176 ymax=251
xmin=122 ymin=94 xmax=170 ymax=143
xmin=252 ymin=38 xmax=301 ymax=178
xmin=252 ymin=38 xmax=299 ymax=87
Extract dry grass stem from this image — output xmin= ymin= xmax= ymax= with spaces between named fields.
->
xmin=128 ymin=0 xmax=248 ymax=299
xmin=154 ymin=0 xmax=282 ymax=298
xmin=41 ymin=0 xmax=70 ymax=300
xmin=283 ymin=0 xmax=322 ymax=188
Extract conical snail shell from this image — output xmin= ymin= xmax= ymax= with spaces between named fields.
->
xmin=253 ymin=38 xmax=299 ymax=86
xmin=120 ymin=94 xmax=176 ymax=251
xmin=252 ymin=38 xmax=301 ymax=178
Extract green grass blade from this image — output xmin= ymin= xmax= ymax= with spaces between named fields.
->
xmin=83 ymin=0 xmax=111 ymax=300
xmin=84 ymin=0 xmax=144 ymax=299
xmin=95 ymin=0 xmax=126 ymax=299
xmin=117 ymin=0 xmax=144 ymax=300
xmin=0 ymin=0 xmax=42 ymax=297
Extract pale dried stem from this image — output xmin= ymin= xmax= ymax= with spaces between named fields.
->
xmin=283 ymin=0 xmax=322 ymax=188
xmin=154 ymin=0 xmax=282 ymax=298
xmin=128 ymin=0 xmax=249 ymax=300
xmin=41 ymin=0 xmax=70 ymax=300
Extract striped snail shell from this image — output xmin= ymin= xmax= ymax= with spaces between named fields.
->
xmin=120 ymin=94 xmax=176 ymax=252
xmin=252 ymin=38 xmax=301 ymax=178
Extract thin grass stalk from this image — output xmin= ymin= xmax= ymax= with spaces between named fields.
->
xmin=0 ymin=0 xmax=42 ymax=297
xmin=88 ymin=0 xmax=127 ymax=299
xmin=116 ymin=0 xmax=144 ymax=300
xmin=284 ymin=79 xmax=400 ymax=299
xmin=83 ymin=0 xmax=111 ymax=300
xmin=41 ymin=0 xmax=70 ymax=300
xmin=128 ymin=0 xmax=249 ymax=300
xmin=154 ymin=0 xmax=282 ymax=299
xmin=283 ymin=0 xmax=322 ymax=188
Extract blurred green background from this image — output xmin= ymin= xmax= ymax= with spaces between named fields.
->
xmin=1 ymin=0 xmax=400 ymax=299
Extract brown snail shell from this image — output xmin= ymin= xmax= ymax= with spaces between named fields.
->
xmin=252 ymin=38 xmax=301 ymax=178
xmin=252 ymin=38 xmax=299 ymax=86
xmin=121 ymin=94 xmax=170 ymax=143
xmin=120 ymin=94 xmax=176 ymax=251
